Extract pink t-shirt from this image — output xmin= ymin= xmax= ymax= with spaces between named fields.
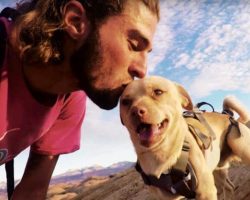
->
xmin=0 ymin=17 xmax=86 ymax=164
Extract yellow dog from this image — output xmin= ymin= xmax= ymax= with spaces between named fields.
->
xmin=120 ymin=76 xmax=250 ymax=200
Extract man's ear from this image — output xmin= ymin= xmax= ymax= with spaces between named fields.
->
xmin=62 ymin=0 xmax=89 ymax=40
xmin=175 ymin=83 xmax=193 ymax=110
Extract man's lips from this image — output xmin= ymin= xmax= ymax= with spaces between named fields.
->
xmin=136 ymin=119 xmax=168 ymax=142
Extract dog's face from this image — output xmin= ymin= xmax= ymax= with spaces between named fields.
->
xmin=120 ymin=76 xmax=193 ymax=153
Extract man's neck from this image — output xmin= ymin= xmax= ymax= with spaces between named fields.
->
xmin=10 ymin=26 xmax=82 ymax=105
xmin=22 ymin=62 xmax=80 ymax=106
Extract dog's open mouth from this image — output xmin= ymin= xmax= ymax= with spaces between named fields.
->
xmin=136 ymin=119 xmax=168 ymax=142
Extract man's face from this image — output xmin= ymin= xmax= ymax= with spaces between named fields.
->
xmin=71 ymin=1 xmax=158 ymax=109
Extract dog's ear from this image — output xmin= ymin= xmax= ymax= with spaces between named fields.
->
xmin=175 ymin=83 xmax=193 ymax=110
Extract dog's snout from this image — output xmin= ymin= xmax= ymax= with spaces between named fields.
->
xmin=132 ymin=106 xmax=147 ymax=117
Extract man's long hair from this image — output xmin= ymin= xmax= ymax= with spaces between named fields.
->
xmin=13 ymin=0 xmax=160 ymax=65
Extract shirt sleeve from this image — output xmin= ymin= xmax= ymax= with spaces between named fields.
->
xmin=31 ymin=91 xmax=87 ymax=155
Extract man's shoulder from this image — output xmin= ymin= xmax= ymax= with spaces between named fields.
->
xmin=64 ymin=91 xmax=87 ymax=104
xmin=60 ymin=91 xmax=87 ymax=112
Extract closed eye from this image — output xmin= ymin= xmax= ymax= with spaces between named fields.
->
xmin=127 ymin=30 xmax=151 ymax=52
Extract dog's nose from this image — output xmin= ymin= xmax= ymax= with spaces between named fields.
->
xmin=132 ymin=106 xmax=147 ymax=117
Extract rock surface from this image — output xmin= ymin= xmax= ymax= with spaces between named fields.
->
xmin=47 ymin=164 xmax=250 ymax=200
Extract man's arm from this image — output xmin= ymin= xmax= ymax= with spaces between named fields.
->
xmin=11 ymin=151 xmax=59 ymax=200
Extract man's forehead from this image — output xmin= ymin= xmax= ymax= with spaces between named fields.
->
xmin=122 ymin=0 xmax=158 ymax=23
xmin=122 ymin=1 xmax=158 ymax=42
xmin=122 ymin=0 xmax=158 ymax=17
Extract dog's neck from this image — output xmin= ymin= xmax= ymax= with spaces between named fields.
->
xmin=138 ymin=117 xmax=189 ymax=178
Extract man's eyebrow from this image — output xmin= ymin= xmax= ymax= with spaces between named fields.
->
xmin=128 ymin=29 xmax=152 ymax=52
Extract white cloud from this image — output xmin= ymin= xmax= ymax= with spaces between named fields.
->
xmin=189 ymin=62 xmax=250 ymax=98
xmin=187 ymin=2 xmax=250 ymax=96
xmin=152 ymin=1 xmax=250 ymax=97
xmin=148 ymin=0 xmax=204 ymax=72
xmin=175 ymin=53 xmax=190 ymax=68
xmin=148 ymin=1 xmax=175 ymax=72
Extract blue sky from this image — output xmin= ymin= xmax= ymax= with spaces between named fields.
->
xmin=1 ymin=0 xmax=250 ymax=181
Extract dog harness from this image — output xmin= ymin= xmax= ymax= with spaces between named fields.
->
xmin=135 ymin=102 xmax=241 ymax=199
xmin=135 ymin=141 xmax=197 ymax=199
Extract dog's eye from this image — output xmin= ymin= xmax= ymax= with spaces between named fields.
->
xmin=154 ymin=89 xmax=163 ymax=96
xmin=121 ymin=98 xmax=131 ymax=107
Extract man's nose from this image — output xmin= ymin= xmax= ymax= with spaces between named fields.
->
xmin=128 ymin=53 xmax=147 ymax=78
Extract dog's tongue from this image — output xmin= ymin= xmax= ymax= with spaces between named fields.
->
xmin=137 ymin=124 xmax=160 ymax=141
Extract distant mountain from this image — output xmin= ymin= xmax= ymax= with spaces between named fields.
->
xmin=0 ymin=161 xmax=135 ymax=200
xmin=50 ymin=161 xmax=135 ymax=185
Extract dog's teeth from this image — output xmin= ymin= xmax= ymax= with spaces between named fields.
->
xmin=158 ymin=122 xmax=163 ymax=129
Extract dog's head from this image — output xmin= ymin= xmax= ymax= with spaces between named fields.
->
xmin=120 ymin=76 xmax=193 ymax=153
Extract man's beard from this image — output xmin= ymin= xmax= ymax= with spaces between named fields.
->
xmin=70 ymin=27 xmax=121 ymax=110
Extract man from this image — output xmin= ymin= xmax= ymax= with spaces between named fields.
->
xmin=0 ymin=0 xmax=159 ymax=199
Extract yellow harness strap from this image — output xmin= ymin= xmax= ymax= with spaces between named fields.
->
xmin=185 ymin=117 xmax=212 ymax=150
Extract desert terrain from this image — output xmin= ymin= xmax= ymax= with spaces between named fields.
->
xmin=47 ymin=163 xmax=250 ymax=200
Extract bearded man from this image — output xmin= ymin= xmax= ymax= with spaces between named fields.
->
xmin=0 ymin=0 xmax=159 ymax=199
